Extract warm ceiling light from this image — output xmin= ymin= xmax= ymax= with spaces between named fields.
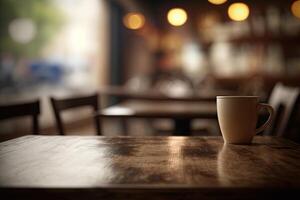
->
xmin=291 ymin=0 xmax=300 ymax=19
xmin=208 ymin=0 xmax=227 ymax=5
xmin=228 ymin=2 xmax=250 ymax=21
xmin=123 ymin=12 xmax=145 ymax=30
xmin=167 ymin=8 xmax=188 ymax=26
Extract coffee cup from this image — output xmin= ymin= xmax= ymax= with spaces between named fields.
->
xmin=217 ymin=96 xmax=274 ymax=144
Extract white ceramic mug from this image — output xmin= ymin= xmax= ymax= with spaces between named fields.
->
xmin=217 ymin=96 xmax=274 ymax=144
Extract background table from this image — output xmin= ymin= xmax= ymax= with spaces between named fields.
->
xmin=99 ymin=86 xmax=234 ymax=102
xmin=97 ymin=100 xmax=218 ymax=135
xmin=1 ymin=136 xmax=300 ymax=199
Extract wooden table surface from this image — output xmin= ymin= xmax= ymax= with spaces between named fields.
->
xmin=0 ymin=136 xmax=300 ymax=199
xmin=99 ymin=100 xmax=217 ymax=119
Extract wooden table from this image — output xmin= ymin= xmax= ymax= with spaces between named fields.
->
xmin=97 ymin=100 xmax=218 ymax=135
xmin=0 ymin=136 xmax=299 ymax=200
xmin=99 ymin=86 xmax=234 ymax=102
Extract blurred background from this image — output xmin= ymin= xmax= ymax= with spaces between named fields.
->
xmin=0 ymin=0 xmax=300 ymax=136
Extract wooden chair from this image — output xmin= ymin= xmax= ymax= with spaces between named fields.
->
xmin=264 ymin=83 xmax=300 ymax=138
xmin=50 ymin=94 xmax=101 ymax=135
xmin=0 ymin=100 xmax=40 ymax=135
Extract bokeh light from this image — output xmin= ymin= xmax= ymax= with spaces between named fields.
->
xmin=167 ymin=8 xmax=188 ymax=26
xmin=123 ymin=12 xmax=145 ymax=30
xmin=9 ymin=18 xmax=37 ymax=44
xmin=208 ymin=0 xmax=227 ymax=5
xmin=291 ymin=0 xmax=300 ymax=19
xmin=228 ymin=3 xmax=250 ymax=21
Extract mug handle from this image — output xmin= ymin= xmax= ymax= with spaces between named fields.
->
xmin=255 ymin=103 xmax=274 ymax=134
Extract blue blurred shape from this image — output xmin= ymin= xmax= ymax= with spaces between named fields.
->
xmin=30 ymin=61 xmax=63 ymax=83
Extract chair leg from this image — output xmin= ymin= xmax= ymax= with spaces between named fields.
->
xmin=32 ymin=115 xmax=39 ymax=135
xmin=94 ymin=115 xmax=102 ymax=135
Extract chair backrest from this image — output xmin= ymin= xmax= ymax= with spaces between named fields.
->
xmin=264 ymin=83 xmax=300 ymax=137
xmin=50 ymin=94 xmax=101 ymax=135
xmin=0 ymin=100 xmax=40 ymax=134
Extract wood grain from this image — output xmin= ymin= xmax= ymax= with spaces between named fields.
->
xmin=0 ymin=136 xmax=299 ymax=199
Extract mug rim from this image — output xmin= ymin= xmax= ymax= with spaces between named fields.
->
xmin=217 ymin=96 xmax=259 ymax=99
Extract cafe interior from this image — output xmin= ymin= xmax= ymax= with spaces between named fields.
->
xmin=0 ymin=0 xmax=300 ymax=199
